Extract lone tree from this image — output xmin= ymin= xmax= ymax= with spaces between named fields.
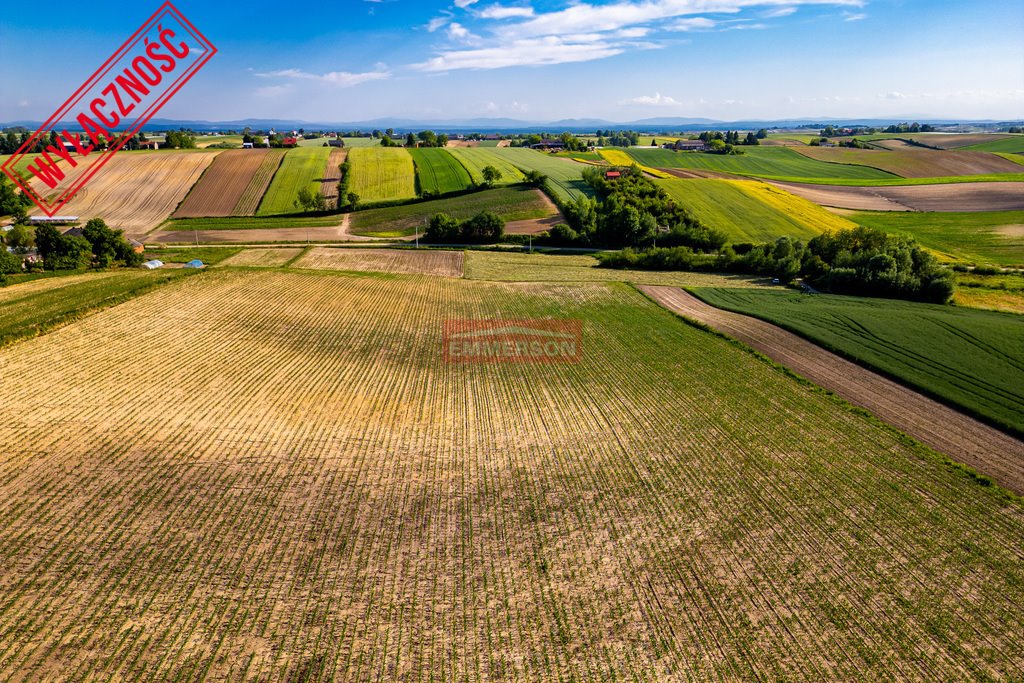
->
xmin=295 ymin=188 xmax=328 ymax=213
xmin=481 ymin=165 xmax=502 ymax=187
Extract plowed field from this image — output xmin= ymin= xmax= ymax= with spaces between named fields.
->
xmin=174 ymin=149 xmax=275 ymax=218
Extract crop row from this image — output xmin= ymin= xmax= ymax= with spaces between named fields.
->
xmin=0 ymin=271 xmax=1020 ymax=679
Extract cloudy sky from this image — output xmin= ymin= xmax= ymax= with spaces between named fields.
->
xmin=1 ymin=0 xmax=1022 ymax=123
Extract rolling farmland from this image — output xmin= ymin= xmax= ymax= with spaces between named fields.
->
xmin=963 ymin=135 xmax=1024 ymax=153
xmin=490 ymin=147 xmax=595 ymax=202
xmin=446 ymin=147 xmax=526 ymax=185
xmin=847 ymin=210 xmax=1024 ymax=267
xmin=350 ymin=186 xmax=552 ymax=237
xmin=28 ymin=152 xmax=220 ymax=234
xmin=0 ymin=270 xmax=1021 ymax=679
xmin=691 ymin=287 xmax=1024 ymax=436
xmin=173 ymin=149 xmax=276 ymax=218
xmin=256 ymin=147 xmax=332 ymax=215
xmin=408 ymin=147 xmax=474 ymax=195
xmin=624 ymin=146 xmax=899 ymax=182
xmin=793 ymin=146 xmax=1024 ymax=178
xmin=657 ymin=178 xmax=854 ymax=242
xmin=347 ymin=147 xmax=417 ymax=203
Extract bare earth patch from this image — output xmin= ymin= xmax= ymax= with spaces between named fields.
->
xmin=504 ymin=190 xmax=564 ymax=235
xmin=641 ymin=286 xmax=1024 ymax=494
xmin=997 ymin=224 xmax=1024 ymax=238
xmin=293 ymin=247 xmax=464 ymax=277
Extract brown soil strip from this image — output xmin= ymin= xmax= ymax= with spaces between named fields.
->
xmin=504 ymin=190 xmax=565 ymax=235
xmin=640 ymin=285 xmax=1024 ymax=493
xmin=233 ymin=149 xmax=288 ymax=216
xmin=321 ymin=148 xmax=348 ymax=200
xmin=174 ymin=149 xmax=273 ymax=218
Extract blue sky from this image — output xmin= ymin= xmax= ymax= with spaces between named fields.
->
xmin=1 ymin=0 xmax=1022 ymax=123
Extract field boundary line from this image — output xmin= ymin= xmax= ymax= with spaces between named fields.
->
xmin=638 ymin=284 xmax=1024 ymax=498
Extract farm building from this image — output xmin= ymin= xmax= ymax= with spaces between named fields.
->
xmin=667 ymin=140 xmax=709 ymax=152
xmin=242 ymin=142 xmax=254 ymax=149
xmin=605 ymin=171 xmax=622 ymax=180
xmin=283 ymin=137 xmax=298 ymax=147
xmin=141 ymin=259 xmax=163 ymax=270
xmin=139 ymin=140 xmax=160 ymax=150
xmin=128 ymin=239 xmax=145 ymax=254
xmin=531 ymin=139 xmax=566 ymax=151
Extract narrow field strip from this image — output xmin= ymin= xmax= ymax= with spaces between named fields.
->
xmin=640 ymin=285 xmax=1024 ymax=493
xmin=219 ymin=248 xmax=304 ymax=267
xmin=292 ymin=247 xmax=464 ymax=277
xmin=233 ymin=149 xmax=287 ymax=216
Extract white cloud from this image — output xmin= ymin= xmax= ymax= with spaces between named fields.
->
xmin=621 ymin=92 xmax=682 ymax=106
xmin=455 ymin=0 xmax=480 ymax=7
xmin=479 ymin=5 xmax=535 ymax=19
xmin=763 ymin=6 xmax=797 ymax=17
xmin=426 ymin=15 xmax=452 ymax=31
xmin=668 ymin=17 xmax=718 ymax=31
xmin=413 ymin=37 xmax=625 ymax=71
xmin=842 ymin=10 xmax=867 ymax=20
xmin=256 ymin=67 xmax=391 ymax=87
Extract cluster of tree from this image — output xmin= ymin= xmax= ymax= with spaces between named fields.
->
xmin=883 ymin=122 xmax=935 ymax=134
xmin=599 ymin=226 xmax=956 ymax=304
xmin=697 ymin=130 xmax=757 ymax=154
xmin=163 ymin=130 xmax=196 ymax=149
xmin=336 ymin=160 xmax=358 ymax=210
xmin=424 ymin=211 xmax=504 ymax=244
xmin=1007 ymin=126 xmax=1023 ymax=134
xmin=0 ymin=223 xmax=35 ymax=276
xmin=0 ymin=174 xmax=33 ymax=219
xmin=295 ymin=188 xmax=328 ymax=212
xmin=34 ymin=218 xmax=144 ymax=271
xmin=379 ymin=131 xmax=452 ymax=148
xmin=553 ymin=166 xmax=725 ymax=250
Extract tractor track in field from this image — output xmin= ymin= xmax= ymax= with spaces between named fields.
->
xmin=641 ymin=285 xmax=1024 ymax=494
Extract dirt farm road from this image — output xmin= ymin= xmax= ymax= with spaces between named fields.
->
xmin=641 ymin=286 xmax=1024 ymax=494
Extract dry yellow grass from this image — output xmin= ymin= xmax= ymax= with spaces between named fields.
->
xmin=293 ymin=247 xmax=464 ymax=277
xmin=27 ymin=152 xmax=220 ymax=235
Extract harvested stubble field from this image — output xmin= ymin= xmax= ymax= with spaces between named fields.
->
xmin=293 ymin=247 xmax=463 ymax=277
xmin=220 ymin=248 xmax=305 ymax=267
xmin=257 ymin=147 xmax=332 ymax=216
xmin=28 ymin=152 xmax=219 ymax=234
xmin=0 ymin=270 xmax=1022 ymax=680
xmin=794 ymin=146 xmax=1024 ymax=178
xmin=173 ymin=149 xmax=275 ymax=218
xmin=657 ymin=178 xmax=853 ymax=243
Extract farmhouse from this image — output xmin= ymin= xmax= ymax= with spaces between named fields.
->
xmin=605 ymin=171 xmax=622 ymax=180
xmin=531 ymin=139 xmax=566 ymax=151
xmin=667 ymin=140 xmax=708 ymax=152
xmin=282 ymin=137 xmax=299 ymax=147
xmin=139 ymin=140 xmax=160 ymax=150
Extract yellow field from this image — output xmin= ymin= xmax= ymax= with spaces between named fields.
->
xmin=599 ymin=149 xmax=673 ymax=178
xmin=347 ymin=147 xmax=417 ymax=203
xmin=726 ymin=179 xmax=859 ymax=233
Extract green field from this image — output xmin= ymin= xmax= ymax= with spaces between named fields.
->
xmin=490 ymin=147 xmax=595 ymax=202
xmin=341 ymin=137 xmax=380 ymax=148
xmin=624 ymin=146 xmax=900 ymax=182
xmin=692 ymin=287 xmax=1024 ymax=435
xmin=347 ymin=147 xmax=417 ymax=203
xmin=143 ymin=246 xmax=244 ymax=264
xmin=446 ymin=147 xmax=527 ymax=185
xmin=658 ymin=178 xmax=855 ymax=243
xmin=962 ymin=136 xmax=1024 ymax=153
xmin=161 ymin=214 xmax=342 ymax=231
xmin=408 ymin=148 xmax=474 ymax=195
xmin=464 ymin=250 xmax=770 ymax=287
xmin=350 ymin=186 xmax=551 ymax=237
xmin=849 ymin=210 xmax=1024 ymax=267
xmin=0 ymin=269 xmax=190 ymax=347
xmin=256 ymin=147 xmax=332 ymax=216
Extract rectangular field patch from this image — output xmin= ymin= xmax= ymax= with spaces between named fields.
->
xmin=293 ymin=247 xmax=464 ymax=277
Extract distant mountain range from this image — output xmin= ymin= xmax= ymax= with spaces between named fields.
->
xmin=2 ymin=116 xmax=1018 ymax=134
